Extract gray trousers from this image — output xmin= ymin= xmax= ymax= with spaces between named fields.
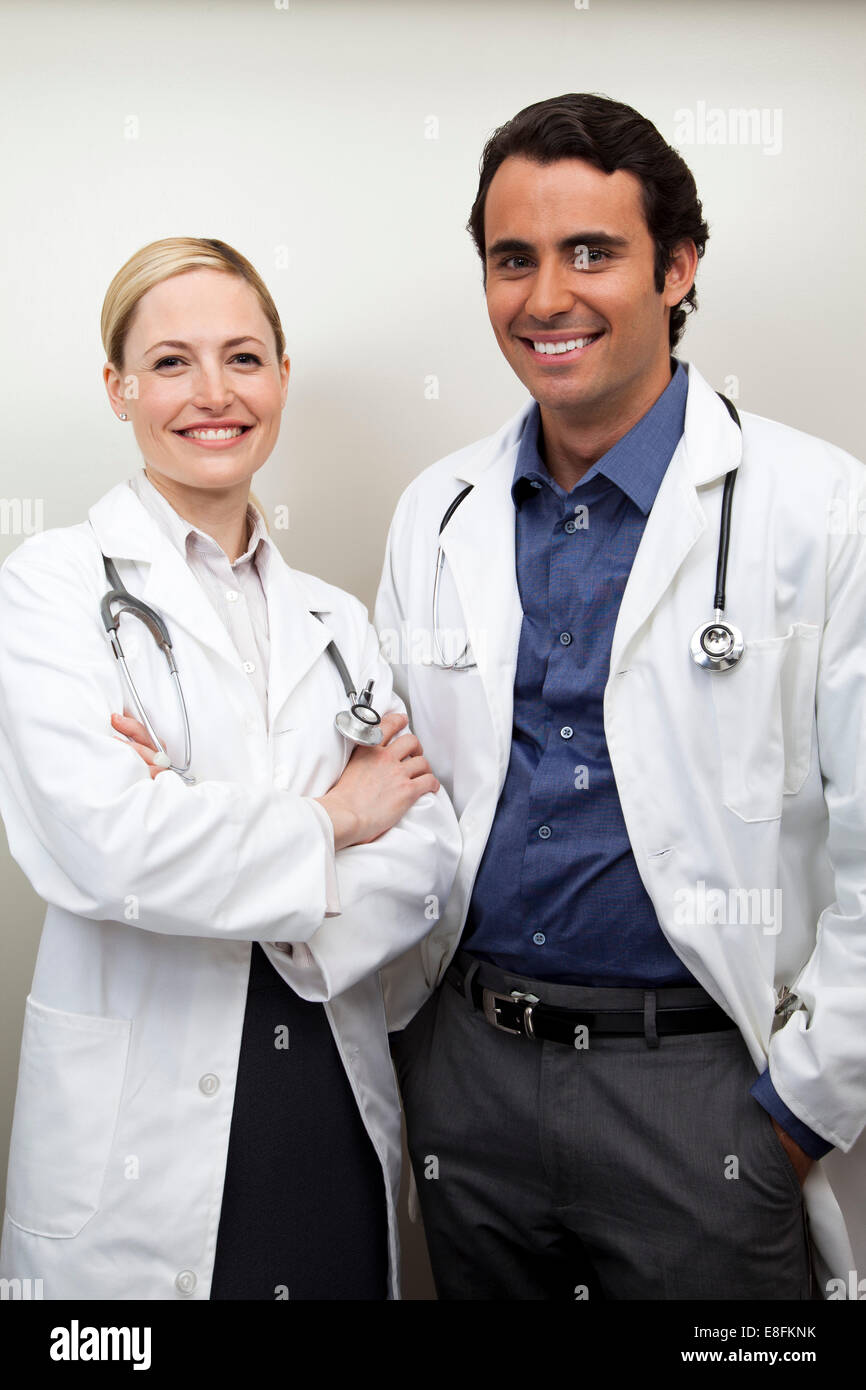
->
xmin=391 ymin=960 xmax=814 ymax=1300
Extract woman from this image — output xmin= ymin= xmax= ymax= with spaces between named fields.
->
xmin=0 ymin=237 xmax=461 ymax=1300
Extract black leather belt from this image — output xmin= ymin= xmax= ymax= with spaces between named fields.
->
xmin=445 ymin=951 xmax=737 ymax=1046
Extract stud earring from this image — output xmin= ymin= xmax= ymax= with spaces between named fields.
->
xmin=119 ymin=413 xmax=128 ymax=421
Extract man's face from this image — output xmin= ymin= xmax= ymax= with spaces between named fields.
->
xmin=483 ymin=155 xmax=689 ymax=416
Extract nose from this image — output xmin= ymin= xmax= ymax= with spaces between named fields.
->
xmin=523 ymin=257 xmax=577 ymax=323
xmin=191 ymin=358 xmax=235 ymax=411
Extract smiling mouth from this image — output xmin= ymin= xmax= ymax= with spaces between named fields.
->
xmin=520 ymin=332 xmax=604 ymax=360
xmin=174 ymin=425 xmax=254 ymax=442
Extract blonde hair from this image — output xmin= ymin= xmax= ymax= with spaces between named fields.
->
xmin=101 ymin=236 xmax=285 ymax=529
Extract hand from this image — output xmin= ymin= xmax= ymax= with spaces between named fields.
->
xmin=111 ymin=712 xmax=171 ymax=779
xmin=315 ymin=711 xmax=441 ymax=850
xmin=771 ymin=1117 xmax=814 ymax=1187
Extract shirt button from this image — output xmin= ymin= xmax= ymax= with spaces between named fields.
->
xmin=564 ymin=520 xmax=577 ymax=534
xmin=198 ymin=1074 xmax=219 ymax=1096
xmin=560 ymin=726 xmax=574 ymax=740
xmin=559 ymin=632 xmax=572 ymax=646
xmin=532 ymin=932 xmax=546 ymax=946
xmin=530 ymin=480 xmax=542 ymax=490
xmin=538 ymin=824 xmax=552 ymax=839
xmin=175 ymin=1270 xmax=197 ymax=1295
xmin=242 ymin=661 xmax=256 ymax=673
xmin=226 ymin=589 xmax=239 ymax=602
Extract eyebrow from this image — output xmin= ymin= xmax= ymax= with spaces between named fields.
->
xmin=486 ymin=232 xmax=629 ymax=259
xmin=144 ymin=336 xmax=267 ymax=355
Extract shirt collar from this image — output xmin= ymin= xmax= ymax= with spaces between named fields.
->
xmin=128 ymin=468 xmax=271 ymax=566
xmin=511 ymin=358 xmax=688 ymax=516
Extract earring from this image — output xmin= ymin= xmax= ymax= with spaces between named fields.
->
xmin=119 ymin=413 xmax=128 ymax=421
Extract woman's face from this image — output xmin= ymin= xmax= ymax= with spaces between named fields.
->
xmin=104 ymin=267 xmax=289 ymax=492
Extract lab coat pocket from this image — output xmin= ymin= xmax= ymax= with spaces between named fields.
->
xmin=710 ymin=623 xmax=819 ymax=823
xmin=6 ymin=996 xmax=130 ymax=1238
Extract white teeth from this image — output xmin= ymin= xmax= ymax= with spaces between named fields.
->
xmin=181 ymin=426 xmax=247 ymax=440
xmin=531 ymin=335 xmax=598 ymax=354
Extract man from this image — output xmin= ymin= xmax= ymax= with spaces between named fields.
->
xmin=375 ymin=94 xmax=866 ymax=1300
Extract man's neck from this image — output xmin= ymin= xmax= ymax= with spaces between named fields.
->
xmin=538 ymin=357 xmax=676 ymax=492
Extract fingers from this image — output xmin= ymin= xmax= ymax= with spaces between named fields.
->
xmin=376 ymin=711 xmax=408 ymax=746
xmin=112 ymin=734 xmax=166 ymax=779
xmin=111 ymin=712 xmax=157 ymax=750
xmin=400 ymin=753 xmax=435 ymax=782
xmin=390 ymin=734 xmax=422 ymax=762
xmin=405 ymin=772 xmax=440 ymax=798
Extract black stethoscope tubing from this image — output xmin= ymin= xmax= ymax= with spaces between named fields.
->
xmin=433 ymin=391 xmax=744 ymax=674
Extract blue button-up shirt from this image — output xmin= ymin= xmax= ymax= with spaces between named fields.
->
xmin=461 ymin=358 xmax=831 ymax=1157
xmin=464 ymin=360 xmax=692 ymax=985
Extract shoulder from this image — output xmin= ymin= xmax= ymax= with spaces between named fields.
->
xmin=387 ymin=399 xmax=535 ymax=529
xmin=284 ymin=563 xmax=372 ymax=650
xmin=0 ymin=519 xmax=103 ymax=595
xmin=739 ymin=408 xmax=865 ymax=494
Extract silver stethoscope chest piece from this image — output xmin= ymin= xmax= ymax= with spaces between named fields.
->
xmin=690 ymin=612 xmax=745 ymax=672
xmin=334 ymin=680 xmax=384 ymax=747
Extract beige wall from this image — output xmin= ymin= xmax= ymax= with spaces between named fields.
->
xmin=1 ymin=0 xmax=864 ymax=1295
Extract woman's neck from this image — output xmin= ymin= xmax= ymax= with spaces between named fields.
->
xmin=144 ymin=467 xmax=251 ymax=562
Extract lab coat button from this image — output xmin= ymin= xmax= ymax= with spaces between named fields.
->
xmin=199 ymin=1073 xmax=219 ymax=1096
xmin=226 ymin=589 xmax=239 ymax=602
xmin=175 ymin=1270 xmax=197 ymax=1295
xmin=273 ymin=767 xmax=290 ymax=790
xmin=242 ymin=661 xmax=256 ymax=674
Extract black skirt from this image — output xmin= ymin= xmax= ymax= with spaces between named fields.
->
xmin=209 ymin=943 xmax=389 ymax=1300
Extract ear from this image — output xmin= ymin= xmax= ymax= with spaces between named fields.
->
xmin=279 ymin=353 xmax=291 ymax=407
xmin=103 ymin=361 xmax=129 ymax=420
xmin=662 ymin=239 xmax=699 ymax=307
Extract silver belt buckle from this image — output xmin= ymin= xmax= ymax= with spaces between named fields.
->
xmin=481 ymin=988 xmax=540 ymax=1037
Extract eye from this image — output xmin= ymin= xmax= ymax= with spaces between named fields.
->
xmin=501 ymin=255 xmax=533 ymax=270
xmin=153 ymin=356 xmax=185 ymax=369
xmin=231 ymin=353 xmax=263 ymax=365
xmin=573 ymin=246 xmax=611 ymax=267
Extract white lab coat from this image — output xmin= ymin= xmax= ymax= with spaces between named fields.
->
xmin=0 ymin=479 xmax=461 ymax=1300
xmin=374 ymin=360 xmax=866 ymax=1296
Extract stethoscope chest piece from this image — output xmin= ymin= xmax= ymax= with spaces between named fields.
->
xmin=334 ymin=680 xmax=384 ymax=747
xmin=690 ymin=614 xmax=745 ymax=672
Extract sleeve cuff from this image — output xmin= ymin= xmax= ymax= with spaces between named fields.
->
xmin=268 ymin=799 xmax=341 ymax=958
xmin=750 ymin=1068 xmax=835 ymax=1159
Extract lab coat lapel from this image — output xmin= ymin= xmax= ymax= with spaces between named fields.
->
xmin=254 ymin=549 xmax=333 ymax=732
xmin=89 ymin=484 xmax=333 ymax=724
xmin=438 ymin=417 xmax=528 ymax=780
xmin=608 ymin=364 xmax=743 ymax=674
xmin=89 ymin=483 xmax=245 ymax=673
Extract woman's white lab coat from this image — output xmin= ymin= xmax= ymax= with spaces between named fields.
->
xmin=0 ymin=479 xmax=461 ymax=1300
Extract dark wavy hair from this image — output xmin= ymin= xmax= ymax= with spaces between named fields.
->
xmin=467 ymin=94 xmax=709 ymax=350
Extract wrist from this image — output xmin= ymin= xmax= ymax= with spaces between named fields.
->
xmin=314 ymin=792 xmax=360 ymax=852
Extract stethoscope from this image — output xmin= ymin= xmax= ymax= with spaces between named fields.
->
xmin=431 ymin=391 xmax=745 ymax=675
xmin=99 ymin=553 xmax=383 ymax=785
